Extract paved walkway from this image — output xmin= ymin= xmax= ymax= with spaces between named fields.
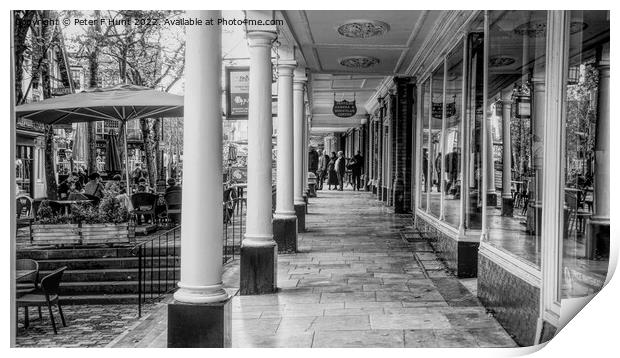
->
xmin=111 ymin=189 xmax=517 ymax=348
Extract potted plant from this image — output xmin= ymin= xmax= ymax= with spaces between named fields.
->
xmin=31 ymin=201 xmax=81 ymax=245
xmin=76 ymin=182 xmax=132 ymax=245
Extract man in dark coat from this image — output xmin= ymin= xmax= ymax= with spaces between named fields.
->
xmin=335 ymin=151 xmax=346 ymax=191
xmin=351 ymin=150 xmax=364 ymax=191
xmin=308 ymin=147 xmax=319 ymax=173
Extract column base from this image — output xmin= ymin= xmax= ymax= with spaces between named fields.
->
xmin=501 ymin=197 xmax=514 ymax=217
xmin=294 ymin=203 xmax=306 ymax=232
xmin=273 ymin=216 xmax=297 ymax=253
xmin=240 ymin=241 xmax=277 ymax=295
xmin=586 ymin=218 xmax=610 ymax=260
xmin=167 ymin=297 xmax=232 ymax=348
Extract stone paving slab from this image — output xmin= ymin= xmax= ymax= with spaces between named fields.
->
xmin=106 ymin=189 xmax=516 ymax=348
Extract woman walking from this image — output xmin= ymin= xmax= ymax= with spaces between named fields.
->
xmin=327 ymin=152 xmax=339 ymax=190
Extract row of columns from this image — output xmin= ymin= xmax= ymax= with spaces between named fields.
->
xmin=167 ymin=12 xmax=310 ymax=347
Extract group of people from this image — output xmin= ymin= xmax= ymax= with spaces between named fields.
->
xmin=311 ymin=148 xmax=364 ymax=191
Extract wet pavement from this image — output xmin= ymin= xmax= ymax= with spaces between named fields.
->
xmin=111 ymin=188 xmax=517 ymax=348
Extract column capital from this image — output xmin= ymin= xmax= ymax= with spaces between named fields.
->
xmin=293 ymin=67 xmax=308 ymax=84
xmin=246 ymin=31 xmax=277 ymax=48
xmin=277 ymin=60 xmax=297 ymax=76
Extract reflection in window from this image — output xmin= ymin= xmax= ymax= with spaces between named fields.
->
xmin=561 ymin=10 xmax=609 ymax=298
xmin=485 ymin=10 xmax=548 ymax=266
xmin=419 ymin=79 xmax=430 ymax=211
xmin=441 ymin=42 xmax=464 ymax=228
xmin=429 ymin=64 xmax=444 ymax=218
xmin=465 ymin=31 xmax=484 ymax=230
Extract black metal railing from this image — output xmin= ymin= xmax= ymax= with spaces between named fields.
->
xmin=223 ymin=185 xmax=246 ymax=262
xmin=132 ymin=224 xmax=180 ymax=317
xmin=132 ymin=185 xmax=247 ymax=316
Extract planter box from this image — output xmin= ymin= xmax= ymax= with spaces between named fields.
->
xmin=32 ymin=224 xmax=81 ymax=245
xmin=80 ymin=223 xmax=132 ymax=245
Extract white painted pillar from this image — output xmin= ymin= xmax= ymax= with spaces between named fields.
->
xmin=531 ymin=75 xmax=545 ymax=207
xmin=174 ymin=10 xmax=227 ymax=304
xmin=293 ymin=68 xmax=307 ymax=205
xmin=501 ymin=92 xmax=513 ymax=205
xmin=274 ymin=60 xmax=296 ymax=217
xmin=304 ymin=109 xmax=310 ymax=193
xmin=592 ymin=46 xmax=610 ymax=225
xmin=244 ymin=30 xmax=277 ymax=245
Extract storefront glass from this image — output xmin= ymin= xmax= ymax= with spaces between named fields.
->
xmin=419 ymin=78 xmax=430 ymax=211
xmin=464 ymin=30 xmax=483 ymax=230
xmin=429 ymin=64 xmax=444 ymax=218
xmin=560 ymin=10 xmax=609 ymax=298
xmin=485 ymin=10 xmax=548 ymax=267
xmin=441 ymin=42 xmax=464 ymax=228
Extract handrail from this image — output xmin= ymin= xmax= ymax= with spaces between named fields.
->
xmin=132 ymin=186 xmax=247 ymax=317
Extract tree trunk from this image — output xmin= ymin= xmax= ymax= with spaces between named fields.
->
xmin=13 ymin=11 xmax=35 ymax=104
xmin=35 ymin=10 xmax=57 ymax=199
xmin=153 ymin=117 xmax=163 ymax=180
xmin=140 ymin=118 xmax=156 ymax=186
xmin=86 ymin=11 xmax=101 ymax=175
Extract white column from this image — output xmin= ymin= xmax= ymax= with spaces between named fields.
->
xmin=501 ymin=92 xmax=513 ymax=202
xmin=274 ymin=61 xmax=296 ymax=217
xmin=439 ymin=60 xmax=447 ymax=220
xmin=592 ymin=46 xmax=610 ymax=226
xmin=174 ymin=10 xmax=227 ymax=304
xmin=245 ymin=30 xmax=277 ymax=244
xmin=304 ymin=109 xmax=310 ymax=193
xmin=293 ymin=68 xmax=307 ymax=205
xmin=531 ymin=75 xmax=545 ymax=207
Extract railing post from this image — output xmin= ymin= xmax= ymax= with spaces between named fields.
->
xmin=138 ymin=246 xmax=142 ymax=317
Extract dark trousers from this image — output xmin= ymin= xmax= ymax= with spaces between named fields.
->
xmin=336 ymin=172 xmax=345 ymax=190
xmin=318 ymin=170 xmax=326 ymax=189
xmin=352 ymin=171 xmax=362 ymax=190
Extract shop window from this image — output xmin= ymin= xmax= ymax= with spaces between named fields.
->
xmin=485 ymin=10 xmax=548 ymax=267
xmin=441 ymin=42 xmax=464 ymax=228
xmin=429 ymin=64 xmax=444 ymax=218
xmin=464 ymin=31 xmax=484 ymax=230
xmin=561 ymin=11 xmax=609 ymax=299
xmin=419 ymin=78 xmax=430 ymax=211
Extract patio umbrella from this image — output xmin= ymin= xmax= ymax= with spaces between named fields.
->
xmin=15 ymin=84 xmax=184 ymax=194
xmin=105 ymin=130 xmax=122 ymax=174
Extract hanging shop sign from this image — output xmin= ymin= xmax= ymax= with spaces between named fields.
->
xmin=332 ymin=93 xmax=357 ymax=118
xmin=226 ymin=67 xmax=250 ymax=119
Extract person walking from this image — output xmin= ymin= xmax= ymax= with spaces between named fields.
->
xmin=327 ymin=152 xmax=339 ymax=190
xmin=317 ymin=149 xmax=328 ymax=190
xmin=351 ymin=150 xmax=364 ymax=191
xmin=335 ymin=151 xmax=346 ymax=191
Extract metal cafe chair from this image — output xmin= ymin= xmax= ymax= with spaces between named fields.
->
xmin=164 ymin=190 xmax=182 ymax=227
xmin=16 ymin=259 xmax=39 ymax=296
xmin=16 ymin=195 xmax=35 ymax=242
xmin=16 ymin=266 xmax=68 ymax=334
xmin=130 ymin=192 xmax=158 ymax=225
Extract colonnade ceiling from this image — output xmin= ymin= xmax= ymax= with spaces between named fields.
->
xmin=281 ymin=10 xmax=441 ymax=133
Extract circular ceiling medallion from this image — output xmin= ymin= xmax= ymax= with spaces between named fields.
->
xmin=489 ymin=55 xmax=516 ymax=67
xmin=514 ymin=21 xmax=587 ymax=38
xmin=337 ymin=20 xmax=390 ymax=38
xmin=338 ymin=56 xmax=380 ymax=69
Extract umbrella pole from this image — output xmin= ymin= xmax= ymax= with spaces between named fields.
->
xmin=124 ymin=123 xmax=131 ymax=195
